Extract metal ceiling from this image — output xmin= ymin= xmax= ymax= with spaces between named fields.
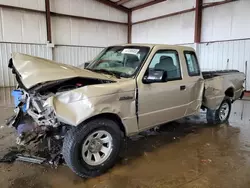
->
xmin=110 ymin=0 xmax=154 ymax=9
xmin=95 ymin=0 xmax=170 ymax=12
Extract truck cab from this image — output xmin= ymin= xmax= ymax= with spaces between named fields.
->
xmin=135 ymin=44 xmax=204 ymax=130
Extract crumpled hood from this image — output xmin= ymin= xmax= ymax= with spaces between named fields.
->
xmin=10 ymin=53 xmax=115 ymax=89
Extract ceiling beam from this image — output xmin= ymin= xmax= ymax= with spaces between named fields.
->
xmin=133 ymin=8 xmax=195 ymax=25
xmin=51 ymin=12 xmax=127 ymax=25
xmin=117 ymin=0 xmax=131 ymax=5
xmin=132 ymin=0 xmax=167 ymax=11
xmin=203 ymin=0 xmax=237 ymax=8
xmin=95 ymin=0 xmax=129 ymax=12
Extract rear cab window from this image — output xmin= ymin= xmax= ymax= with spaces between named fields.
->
xmin=184 ymin=51 xmax=200 ymax=76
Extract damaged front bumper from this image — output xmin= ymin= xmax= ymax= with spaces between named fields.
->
xmin=3 ymin=89 xmax=64 ymax=166
xmin=6 ymin=88 xmax=61 ymax=146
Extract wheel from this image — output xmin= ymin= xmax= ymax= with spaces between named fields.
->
xmin=62 ymin=118 xmax=123 ymax=178
xmin=206 ymin=98 xmax=231 ymax=124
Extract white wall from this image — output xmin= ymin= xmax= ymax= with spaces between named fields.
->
xmin=198 ymin=39 xmax=250 ymax=90
xmin=54 ymin=46 xmax=103 ymax=67
xmin=201 ymin=0 xmax=250 ymax=42
xmin=132 ymin=0 xmax=195 ymax=23
xmin=50 ymin=0 xmax=127 ymax=23
xmin=0 ymin=0 xmax=128 ymax=87
xmin=132 ymin=11 xmax=195 ymax=44
xmin=0 ymin=0 xmax=45 ymax=11
xmin=52 ymin=16 xmax=127 ymax=47
xmin=132 ymin=0 xmax=250 ymax=44
xmin=132 ymin=0 xmax=195 ymax=44
xmin=0 ymin=8 xmax=47 ymax=44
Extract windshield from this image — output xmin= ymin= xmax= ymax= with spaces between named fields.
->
xmin=87 ymin=46 xmax=150 ymax=78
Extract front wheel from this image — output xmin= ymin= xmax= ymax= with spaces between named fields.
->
xmin=206 ymin=98 xmax=232 ymax=124
xmin=62 ymin=118 xmax=123 ymax=178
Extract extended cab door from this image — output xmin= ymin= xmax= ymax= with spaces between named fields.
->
xmin=136 ymin=47 xmax=190 ymax=130
xmin=182 ymin=51 xmax=204 ymax=115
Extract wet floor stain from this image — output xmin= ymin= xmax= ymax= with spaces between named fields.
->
xmin=1 ymin=87 xmax=250 ymax=188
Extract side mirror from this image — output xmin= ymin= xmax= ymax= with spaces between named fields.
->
xmin=143 ymin=70 xmax=167 ymax=84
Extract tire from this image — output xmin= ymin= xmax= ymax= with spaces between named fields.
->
xmin=62 ymin=118 xmax=123 ymax=178
xmin=206 ymin=97 xmax=232 ymax=124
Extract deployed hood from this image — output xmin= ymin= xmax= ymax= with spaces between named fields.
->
xmin=9 ymin=53 xmax=115 ymax=89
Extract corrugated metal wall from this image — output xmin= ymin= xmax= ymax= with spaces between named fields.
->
xmin=0 ymin=0 xmax=128 ymax=87
xmin=0 ymin=8 xmax=47 ymax=44
xmin=198 ymin=39 xmax=250 ymax=90
xmin=132 ymin=0 xmax=195 ymax=44
xmin=54 ymin=46 xmax=104 ymax=67
xmin=51 ymin=16 xmax=127 ymax=47
xmin=50 ymin=0 xmax=127 ymax=23
xmin=132 ymin=11 xmax=195 ymax=44
xmin=0 ymin=0 xmax=45 ymax=11
xmin=201 ymin=0 xmax=250 ymax=42
xmin=0 ymin=43 xmax=52 ymax=87
xmin=132 ymin=0 xmax=195 ymax=23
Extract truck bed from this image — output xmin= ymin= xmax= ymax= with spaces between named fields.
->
xmin=202 ymin=70 xmax=245 ymax=110
xmin=202 ymin=70 xmax=240 ymax=79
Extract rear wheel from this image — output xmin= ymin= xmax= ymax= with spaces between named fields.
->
xmin=62 ymin=118 xmax=123 ymax=178
xmin=206 ymin=98 xmax=231 ymax=124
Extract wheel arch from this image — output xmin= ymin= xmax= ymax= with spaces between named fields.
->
xmin=80 ymin=113 xmax=127 ymax=136
xmin=225 ymin=87 xmax=234 ymax=98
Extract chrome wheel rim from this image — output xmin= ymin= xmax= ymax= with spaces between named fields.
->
xmin=82 ymin=130 xmax=113 ymax=166
xmin=219 ymin=102 xmax=229 ymax=121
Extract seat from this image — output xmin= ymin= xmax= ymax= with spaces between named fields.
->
xmin=155 ymin=56 xmax=179 ymax=79
xmin=125 ymin=54 xmax=140 ymax=69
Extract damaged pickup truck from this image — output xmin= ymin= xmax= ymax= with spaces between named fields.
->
xmin=6 ymin=44 xmax=245 ymax=177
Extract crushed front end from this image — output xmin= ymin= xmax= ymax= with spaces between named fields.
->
xmin=6 ymin=54 xmax=114 ymax=147
xmin=6 ymin=88 xmax=62 ymax=146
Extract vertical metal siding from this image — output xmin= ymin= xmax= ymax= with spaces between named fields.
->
xmin=53 ymin=46 xmax=104 ymax=67
xmin=132 ymin=12 xmax=195 ymax=44
xmin=0 ymin=8 xmax=47 ymax=44
xmin=51 ymin=16 xmax=128 ymax=46
xmin=201 ymin=0 xmax=250 ymax=42
xmin=0 ymin=43 xmax=52 ymax=87
xmin=132 ymin=0 xmax=195 ymax=23
xmin=50 ymin=0 xmax=127 ymax=23
xmin=198 ymin=39 xmax=250 ymax=90
xmin=0 ymin=0 xmax=45 ymax=11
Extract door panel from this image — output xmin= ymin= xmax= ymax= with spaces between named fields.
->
xmin=137 ymin=49 xmax=189 ymax=130
xmin=137 ymin=80 xmax=189 ymax=130
xmin=184 ymin=78 xmax=204 ymax=115
xmin=183 ymin=51 xmax=204 ymax=115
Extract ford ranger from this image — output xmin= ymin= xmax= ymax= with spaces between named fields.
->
xmin=6 ymin=44 xmax=245 ymax=177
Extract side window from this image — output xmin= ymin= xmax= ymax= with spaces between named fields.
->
xmin=184 ymin=51 xmax=200 ymax=76
xmin=148 ymin=50 xmax=181 ymax=80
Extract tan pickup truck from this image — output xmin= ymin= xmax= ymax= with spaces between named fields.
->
xmin=7 ymin=44 xmax=245 ymax=177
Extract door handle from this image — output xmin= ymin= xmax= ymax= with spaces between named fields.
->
xmin=180 ymin=85 xmax=186 ymax=90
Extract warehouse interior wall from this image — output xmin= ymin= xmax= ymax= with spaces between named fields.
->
xmin=132 ymin=0 xmax=195 ymax=44
xmin=131 ymin=0 xmax=250 ymax=90
xmin=0 ymin=0 xmax=128 ymax=87
xmin=0 ymin=0 xmax=249 ymax=90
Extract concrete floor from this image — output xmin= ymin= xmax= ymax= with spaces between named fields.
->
xmin=1 ymin=87 xmax=250 ymax=188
